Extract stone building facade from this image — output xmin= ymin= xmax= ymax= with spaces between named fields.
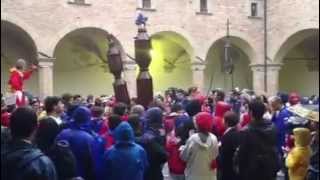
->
xmin=1 ymin=0 xmax=319 ymax=99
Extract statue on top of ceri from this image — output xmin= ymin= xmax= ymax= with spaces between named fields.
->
xmin=134 ymin=12 xmax=153 ymax=108
xmin=107 ymin=34 xmax=130 ymax=105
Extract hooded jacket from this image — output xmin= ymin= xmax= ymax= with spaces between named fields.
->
xmin=138 ymin=107 xmax=167 ymax=180
xmin=180 ymin=132 xmax=219 ymax=180
xmin=213 ymin=102 xmax=232 ymax=138
xmin=286 ymin=128 xmax=312 ymax=180
xmin=104 ymin=122 xmax=148 ymax=180
xmin=56 ymin=106 xmax=105 ymax=180
xmin=238 ymin=120 xmax=279 ymax=180
xmin=1 ymin=139 xmax=57 ymax=180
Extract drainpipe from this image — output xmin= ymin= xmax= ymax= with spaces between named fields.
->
xmin=264 ymin=0 xmax=268 ymax=92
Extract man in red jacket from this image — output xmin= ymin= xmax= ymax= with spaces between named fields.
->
xmin=8 ymin=59 xmax=37 ymax=107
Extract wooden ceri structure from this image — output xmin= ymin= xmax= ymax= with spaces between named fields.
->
xmin=107 ymin=36 xmax=130 ymax=105
xmin=135 ymin=26 xmax=154 ymax=108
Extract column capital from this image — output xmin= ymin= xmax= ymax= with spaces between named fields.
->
xmin=123 ymin=61 xmax=137 ymax=71
xmin=191 ymin=62 xmax=206 ymax=71
xmin=38 ymin=57 xmax=55 ymax=67
xmin=250 ymin=63 xmax=283 ymax=72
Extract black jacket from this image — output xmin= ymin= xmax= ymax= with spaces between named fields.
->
xmin=137 ymin=128 xmax=167 ymax=180
xmin=219 ymin=127 xmax=240 ymax=180
xmin=1 ymin=139 xmax=57 ymax=180
xmin=238 ymin=120 xmax=279 ymax=180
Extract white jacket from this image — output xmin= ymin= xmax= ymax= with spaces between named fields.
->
xmin=180 ymin=133 xmax=219 ymax=180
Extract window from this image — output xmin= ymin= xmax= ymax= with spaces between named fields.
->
xmin=251 ymin=2 xmax=258 ymax=17
xmin=142 ymin=0 xmax=151 ymax=9
xmin=200 ymin=0 xmax=208 ymax=13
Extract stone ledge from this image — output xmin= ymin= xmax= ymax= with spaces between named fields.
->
xmin=136 ymin=7 xmax=157 ymax=12
xmin=248 ymin=16 xmax=263 ymax=20
xmin=67 ymin=1 xmax=92 ymax=6
xmin=196 ymin=12 xmax=213 ymax=16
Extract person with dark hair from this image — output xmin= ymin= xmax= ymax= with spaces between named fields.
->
xmin=90 ymin=105 xmax=107 ymax=134
xmin=1 ymin=107 xmax=57 ymax=180
xmin=219 ymin=111 xmax=240 ymax=180
xmin=138 ymin=107 xmax=167 ymax=180
xmin=215 ymin=90 xmax=225 ymax=102
xmin=35 ymin=118 xmax=79 ymax=180
xmin=237 ymin=100 xmax=279 ymax=180
xmin=128 ymin=114 xmax=143 ymax=137
xmin=87 ymin=95 xmax=94 ymax=106
xmin=44 ymin=96 xmax=64 ymax=126
xmin=181 ymin=112 xmax=219 ymax=180
xmin=56 ymin=106 xmax=105 ymax=180
xmin=62 ymin=93 xmax=73 ymax=109
xmin=104 ymin=122 xmax=149 ymax=180
xmin=73 ymin=95 xmax=82 ymax=105
xmin=113 ymin=102 xmax=128 ymax=120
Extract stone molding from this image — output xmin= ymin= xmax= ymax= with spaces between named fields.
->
xmin=250 ymin=63 xmax=283 ymax=72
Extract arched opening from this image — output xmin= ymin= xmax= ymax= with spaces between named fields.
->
xmin=204 ymin=36 xmax=253 ymax=91
xmin=1 ymin=20 xmax=39 ymax=94
xmin=278 ymin=29 xmax=319 ymax=96
xmin=53 ymin=28 xmax=124 ymax=96
xmin=149 ymin=31 xmax=194 ymax=92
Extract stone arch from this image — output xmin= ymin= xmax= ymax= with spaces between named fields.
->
xmin=52 ymin=27 xmax=125 ymax=96
xmin=148 ymin=25 xmax=197 ymax=61
xmin=204 ymin=35 xmax=255 ymax=91
xmin=205 ymin=33 xmax=257 ymax=63
xmin=150 ymin=30 xmax=194 ymax=58
xmin=148 ymin=31 xmax=194 ymax=91
xmin=1 ymin=19 xmax=39 ymax=94
xmin=45 ymin=21 xmax=118 ymax=56
xmin=276 ymin=28 xmax=319 ymax=95
xmin=273 ymin=28 xmax=319 ymax=64
xmin=1 ymin=13 xmax=41 ymax=52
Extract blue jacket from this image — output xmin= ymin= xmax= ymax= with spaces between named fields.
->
xmin=271 ymin=106 xmax=292 ymax=154
xmin=56 ymin=106 xmax=105 ymax=180
xmin=104 ymin=122 xmax=148 ymax=180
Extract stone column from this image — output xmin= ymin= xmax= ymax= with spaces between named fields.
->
xmin=38 ymin=58 xmax=55 ymax=100
xmin=123 ymin=61 xmax=137 ymax=98
xmin=191 ymin=62 xmax=206 ymax=93
xmin=250 ymin=64 xmax=282 ymax=96
xmin=267 ymin=64 xmax=282 ymax=96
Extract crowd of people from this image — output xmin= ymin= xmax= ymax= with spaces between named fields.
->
xmin=1 ymin=86 xmax=319 ymax=180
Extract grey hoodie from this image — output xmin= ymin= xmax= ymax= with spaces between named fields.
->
xmin=180 ymin=132 xmax=219 ymax=180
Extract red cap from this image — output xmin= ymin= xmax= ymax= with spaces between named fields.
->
xmin=196 ymin=112 xmax=213 ymax=133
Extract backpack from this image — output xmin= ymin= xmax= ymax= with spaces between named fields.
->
xmin=232 ymin=128 xmax=280 ymax=177
xmin=1 ymin=148 xmax=44 ymax=180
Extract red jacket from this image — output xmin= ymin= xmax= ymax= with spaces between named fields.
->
xmin=8 ymin=68 xmax=33 ymax=92
xmin=213 ymin=102 xmax=232 ymax=137
xmin=166 ymin=132 xmax=186 ymax=175
xmin=1 ymin=112 xmax=11 ymax=127
xmin=240 ymin=113 xmax=251 ymax=129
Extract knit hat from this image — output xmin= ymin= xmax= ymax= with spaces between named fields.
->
xmin=195 ymin=112 xmax=213 ymax=133
xmin=293 ymin=128 xmax=311 ymax=147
